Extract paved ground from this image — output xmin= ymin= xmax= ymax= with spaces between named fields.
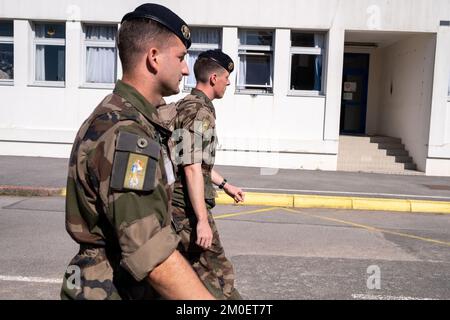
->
xmin=0 ymin=196 xmax=449 ymax=300
xmin=2 ymin=155 xmax=450 ymax=200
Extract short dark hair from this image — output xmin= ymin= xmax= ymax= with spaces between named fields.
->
xmin=117 ymin=19 xmax=173 ymax=74
xmin=193 ymin=57 xmax=226 ymax=83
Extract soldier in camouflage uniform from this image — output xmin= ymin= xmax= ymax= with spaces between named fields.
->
xmin=61 ymin=3 xmax=214 ymax=300
xmin=169 ymin=50 xmax=245 ymax=300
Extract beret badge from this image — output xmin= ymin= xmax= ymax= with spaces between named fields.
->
xmin=181 ymin=25 xmax=191 ymax=40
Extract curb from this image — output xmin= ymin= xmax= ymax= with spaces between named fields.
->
xmin=216 ymin=191 xmax=450 ymax=214
xmin=1 ymin=186 xmax=449 ymax=215
xmin=0 ymin=186 xmax=66 ymax=197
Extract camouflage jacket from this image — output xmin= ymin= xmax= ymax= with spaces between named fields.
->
xmin=61 ymin=80 xmax=179 ymax=300
xmin=169 ymin=89 xmax=218 ymax=209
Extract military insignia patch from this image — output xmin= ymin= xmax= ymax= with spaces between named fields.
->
xmin=202 ymin=120 xmax=210 ymax=132
xmin=124 ymin=153 xmax=148 ymax=190
xmin=228 ymin=62 xmax=234 ymax=72
xmin=181 ymin=25 xmax=191 ymax=40
xmin=137 ymin=137 xmax=148 ymax=149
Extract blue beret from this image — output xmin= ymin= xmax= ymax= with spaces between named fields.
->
xmin=121 ymin=3 xmax=191 ymax=49
xmin=198 ymin=49 xmax=234 ymax=73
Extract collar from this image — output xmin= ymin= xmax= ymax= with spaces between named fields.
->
xmin=191 ymin=88 xmax=216 ymax=116
xmin=113 ymin=80 xmax=170 ymax=134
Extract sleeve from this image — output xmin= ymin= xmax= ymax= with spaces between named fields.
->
xmin=178 ymin=105 xmax=215 ymax=166
xmin=88 ymin=123 xmax=180 ymax=282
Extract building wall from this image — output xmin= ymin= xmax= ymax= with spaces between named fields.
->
xmin=0 ymin=0 xmax=449 ymax=174
xmin=376 ymin=34 xmax=435 ymax=172
xmin=426 ymin=25 xmax=450 ymax=176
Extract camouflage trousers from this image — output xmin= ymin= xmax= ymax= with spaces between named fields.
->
xmin=172 ymin=206 xmax=242 ymax=300
xmin=61 ymin=246 xmax=160 ymax=300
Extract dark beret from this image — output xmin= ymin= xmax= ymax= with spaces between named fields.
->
xmin=121 ymin=3 xmax=191 ymax=49
xmin=198 ymin=49 xmax=234 ymax=73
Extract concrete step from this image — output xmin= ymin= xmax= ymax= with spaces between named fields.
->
xmin=403 ymin=162 xmax=417 ymax=170
xmin=337 ymin=134 xmax=421 ymax=175
xmin=385 ymin=149 xmax=409 ymax=157
xmin=377 ymin=142 xmax=405 ymax=150
xmin=369 ymin=136 xmax=402 ymax=144
xmin=393 ymin=155 xmax=413 ymax=164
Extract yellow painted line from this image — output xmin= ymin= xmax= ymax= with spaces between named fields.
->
xmin=214 ymin=207 xmax=278 ymax=220
xmin=217 ymin=191 xmax=450 ymax=215
xmin=410 ymin=200 xmax=450 ymax=214
xmin=282 ymin=207 xmax=450 ymax=247
xmin=294 ymin=195 xmax=353 ymax=209
xmin=59 ymin=187 xmax=450 ymax=214
xmin=216 ymin=191 xmax=293 ymax=207
xmin=60 ymin=188 xmax=66 ymax=197
xmin=352 ymin=197 xmax=411 ymax=212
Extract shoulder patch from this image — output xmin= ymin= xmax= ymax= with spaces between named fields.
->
xmin=110 ymin=131 xmax=160 ymax=192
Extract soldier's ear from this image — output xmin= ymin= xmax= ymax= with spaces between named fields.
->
xmin=210 ymin=73 xmax=217 ymax=86
xmin=146 ymin=47 xmax=159 ymax=74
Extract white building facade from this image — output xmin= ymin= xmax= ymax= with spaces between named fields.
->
xmin=0 ymin=0 xmax=449 ymax=175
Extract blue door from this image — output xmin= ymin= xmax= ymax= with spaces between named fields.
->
xmin=340 ymin=53 xmax=369 ymax=134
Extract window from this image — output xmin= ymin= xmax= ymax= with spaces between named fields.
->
xmin=0 ymin=20 xmax=14 ymax=83
xmin=237 ymin=29 xmax=274 ymax=94
xmin=184 ymin=27 xmax=221 ymax=90
xmin=33 ymin=22 xmax=66 ymax=84
xmin=289 ymin=31 xmax=325 ymax=94
xmin=83 ymin=24 xmax=117 ymax=85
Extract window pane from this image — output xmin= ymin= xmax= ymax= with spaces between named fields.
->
xmin=35 ymin=23 xmax=65 ymax=39
xmin=290 ymin=54 xmax=322 ymax=91
xmin=36 ymin=45 xmax=65 ymax=81
xmin=291 ymin=32 xmax=324 ymax=48
xmin=0 ymin=43 xmax=13 ymax=80
xmin=239 ymin=30 xmax=273 ymax=46
xmin=239 ymin=54 xmax=271 ymax=86
xmin=0 ymin=21 xmax=13 ymax=37
xmin=191 ymin=28 xmax=221 ymax=45
xmin=86 ymin=47 xmax=116 ymax=83
xmin=85 ymin=25 xmax=116 ymax=41
xmin=185 ymin=50 xmax=201 ymax=88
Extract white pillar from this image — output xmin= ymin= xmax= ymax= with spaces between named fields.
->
xmin=273 ymin=29 xmax=290 ymax=96
xmin=428 ymin=25 xmax=450 ymax=153
xmin=13 ymin=19 xmax=30 ymax=87
xmin=323 ymin=26 xmax=345 ymax=142
xmin=221 ymin=27 xmax=238 ymax=93
xmin=65 ymin=21 xmax=81 ymax=89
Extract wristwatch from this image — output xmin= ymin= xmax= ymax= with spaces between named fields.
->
xmin=218 ymin=178 xmax=228 ymax=189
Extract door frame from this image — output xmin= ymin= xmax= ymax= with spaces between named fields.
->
xmin=340 ymin=53 xmax=370 ymax=134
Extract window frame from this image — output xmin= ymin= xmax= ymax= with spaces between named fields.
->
xmin=183 ymin=27 xmax=221 ymax=91
xmin=31 ymin=21 xmax=66 ymax=87
xmin=0 ymin=20 xmax=14 ymax=85
xmin=80 ymin=23 xmax=118 ymax=89
xmin=236 ymin=29 xmax=274 ymax=95
xmin=288 ymin=31 xmax=326 ymax=97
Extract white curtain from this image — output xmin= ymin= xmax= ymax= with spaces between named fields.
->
xmin=185 ymin=28 xmax=220 ymax=87
xmin=57 ymin=47 xmax=65 ymax=81
xmin=35 ymin=25 xmax=46 ymax=81
xmin=35 ymin=45 xmax=45 ymax=81
xmin=314 ymin=34 xmax=324 ymax=91
xmin=86 ymin=47 xmax=115 ymax=83
xmin=238 ymin=54 xmax=247 ymax=88
xmin=85 ymin=25 xmax=116 ymax=83
xmin=186 ymin=50 xmax=200 ymax=87
xmin=86 ymin=25 xmax=116 ymax=41
xmin=191 ymin=28 xmax=220 ymax=44
xmin=35 ymin=24 xmax=46 ymax=38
